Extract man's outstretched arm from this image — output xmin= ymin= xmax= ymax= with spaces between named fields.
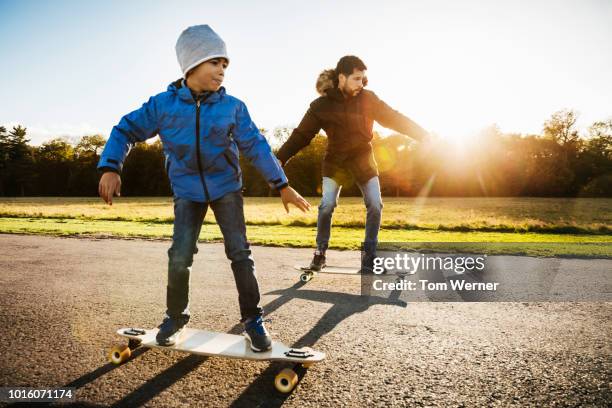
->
xmin=369 ymin=91 xmax=429 ymax=142
xmin=276 ymin=106 xmax=322 ymax=166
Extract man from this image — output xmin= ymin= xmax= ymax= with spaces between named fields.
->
xmin=277 ymin=55 xmax=429 ymax=273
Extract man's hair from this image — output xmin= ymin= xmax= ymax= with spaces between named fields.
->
xmin=333 ymin=55 xmax=367 ymax=87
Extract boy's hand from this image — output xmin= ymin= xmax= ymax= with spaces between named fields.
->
xmin=99 ymin=172 xmax=122 ymax=205
xmin=280 ymin=186 xmax=311 ymax=213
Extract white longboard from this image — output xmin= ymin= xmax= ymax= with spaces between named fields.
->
xmin=296 ymin=265 xmax=360 ymax=274
xmin=109 ymin=327 xmax=325 ymax=393
xmin=295 ymin=265 xmax=403 ymax=282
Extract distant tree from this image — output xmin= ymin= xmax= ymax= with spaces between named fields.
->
xmin=121 ymin=140 xmax=171 ymax=196
xmin=543 ymin=109 xmax=579 ymax=146
xmin=5 ymin=126 xmax=35 ymax=196
xmin=271 ymin=126 xmax=293 ymax=147
xmin=586 ymin=119 xmax=612 ymax=160
xmin=75 ymin=135 xmax=106 ymax=158
xmin=0 ymin=126 xmax=9 ymax=195
xmin=540 ymin=110 xmax=583 ymax=194
xmin=575 ymin=119 xmax=612 ymax=196
xmin=66 ymin=135 xmax=107 ymax=195
xmin=34 ymin=138 xmax=75 ymax=195
xmin=2 ymin=111 xmax=610 ymax=197
xmin=37 ymin=138 xmax=74 ymax=161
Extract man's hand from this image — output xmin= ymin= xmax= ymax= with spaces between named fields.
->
xmin=99 ymin=172 xmax=121 ymax=205
xmin=279 ymin=186 xmax=311 ymax=213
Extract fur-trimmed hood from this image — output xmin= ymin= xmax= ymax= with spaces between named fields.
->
xmin=315 ymin=69 xmax=369 ymax=96
xmin=316 ymin=69 xmax=336 ymax=96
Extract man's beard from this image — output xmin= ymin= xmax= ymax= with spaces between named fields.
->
xmin=343 ymin=86 xmax=361 ymax=97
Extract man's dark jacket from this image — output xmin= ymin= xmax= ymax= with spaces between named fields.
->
xmin=277 ymin=70 xmax=428 ymax=184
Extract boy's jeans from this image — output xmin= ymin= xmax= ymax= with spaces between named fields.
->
xmin=166 ymin=190 xmax=262 ymax=322
xmin=316 ymin=176 xmax=383 ymax=256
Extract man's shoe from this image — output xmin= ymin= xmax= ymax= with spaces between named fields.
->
xmin=360 ymin=253 xmax=379 ymax=274
xmin=244 ymin=316 xmax=272 ymax=352
xmin=156 ymin=316 xmax=188 ymax=346
xmin=309 ymin=250 xmax=326 ymax=272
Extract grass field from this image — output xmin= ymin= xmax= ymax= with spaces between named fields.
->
xmin=1 ymin=197 xmax=610 ymax=257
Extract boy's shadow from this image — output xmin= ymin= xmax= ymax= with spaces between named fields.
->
xmin=229 ymin=276 xmax=406 ymax=407
xmin=61 ymin=278 xmax=406 ymax=407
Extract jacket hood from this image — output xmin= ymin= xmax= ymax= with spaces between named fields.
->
xmin=316 ymin=68 xmax=370 ymax=99
xmin=167 ymin=78 xmax=226 ymax=103
xmin=316 ymin=69 xmax=335 ymax=96
xmin=168 ymin=78 xmax=184 ymax=91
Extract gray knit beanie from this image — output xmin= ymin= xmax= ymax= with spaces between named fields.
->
xmin=175 ymin=25 xmax=229 ymax=77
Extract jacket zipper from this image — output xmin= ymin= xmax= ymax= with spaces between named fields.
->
xmin=195 ymin=100 xmax=210 ymax=201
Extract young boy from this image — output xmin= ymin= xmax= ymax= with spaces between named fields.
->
xmin=97 ymin=25 xmax=310 ymax=351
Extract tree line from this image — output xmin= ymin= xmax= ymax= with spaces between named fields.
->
xmin=0 ymin=109 xmax=610 ymax=197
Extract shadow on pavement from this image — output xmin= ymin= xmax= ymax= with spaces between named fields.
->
xmin=229 ymin=279 xmax=407 ymax=407
xmin=61 ymin=278 xmax=405 ymax=406
xmin=110 ymin=354 xmax=208 ymax=408
xmin=6 ymin=403 xmax=107 ymax=408
xmin=65 ymin=347 xmax=150 ymax=390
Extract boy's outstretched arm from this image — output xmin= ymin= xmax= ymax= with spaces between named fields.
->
xmin=233 ymin=101 xmax=311 ymax=213
xmin=97 ymin=97 xmax=160 ymax=205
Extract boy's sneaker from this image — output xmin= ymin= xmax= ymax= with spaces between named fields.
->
xmin=156 ymin=316 xmax=188 ymax=346
xmin=244 ymin=316 xmax=272 ymax=352
xmin=309 ymin=250 xmax=326 ymax=271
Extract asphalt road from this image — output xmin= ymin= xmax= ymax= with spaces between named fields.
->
xmin=0 ymin=234 xmax=610 ymax=407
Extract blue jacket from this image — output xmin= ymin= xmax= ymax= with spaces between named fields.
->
xmin=98 ymin=80 xmax=288 ymax=202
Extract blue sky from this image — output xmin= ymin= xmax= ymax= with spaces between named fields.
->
xmin=1 ymin=0 xmax=611 ymax=145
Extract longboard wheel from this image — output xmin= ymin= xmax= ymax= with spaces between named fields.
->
xmin=128 ymin=338 xmax=142 ymax=349
xmin=274 ymin=368 xmax=298 ymax=393
xmin=109 ymin=344 xmax=131 ymax=365
xmin=301 ymin=361 xmax=314 ymax=368
xmin=300 ymin=273 xmax=313 ymax=282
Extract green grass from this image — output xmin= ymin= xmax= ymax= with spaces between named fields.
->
xmin=1 ymin=196 xmax=610 ymax=233
xmin=1 ymin=196 xmax=611 ymax=258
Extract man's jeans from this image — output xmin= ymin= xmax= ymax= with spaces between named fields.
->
xmin=316 ymin=176 xmax=383 ymax=256
xmin=166 ymin=190 xmax=262 ymax=322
